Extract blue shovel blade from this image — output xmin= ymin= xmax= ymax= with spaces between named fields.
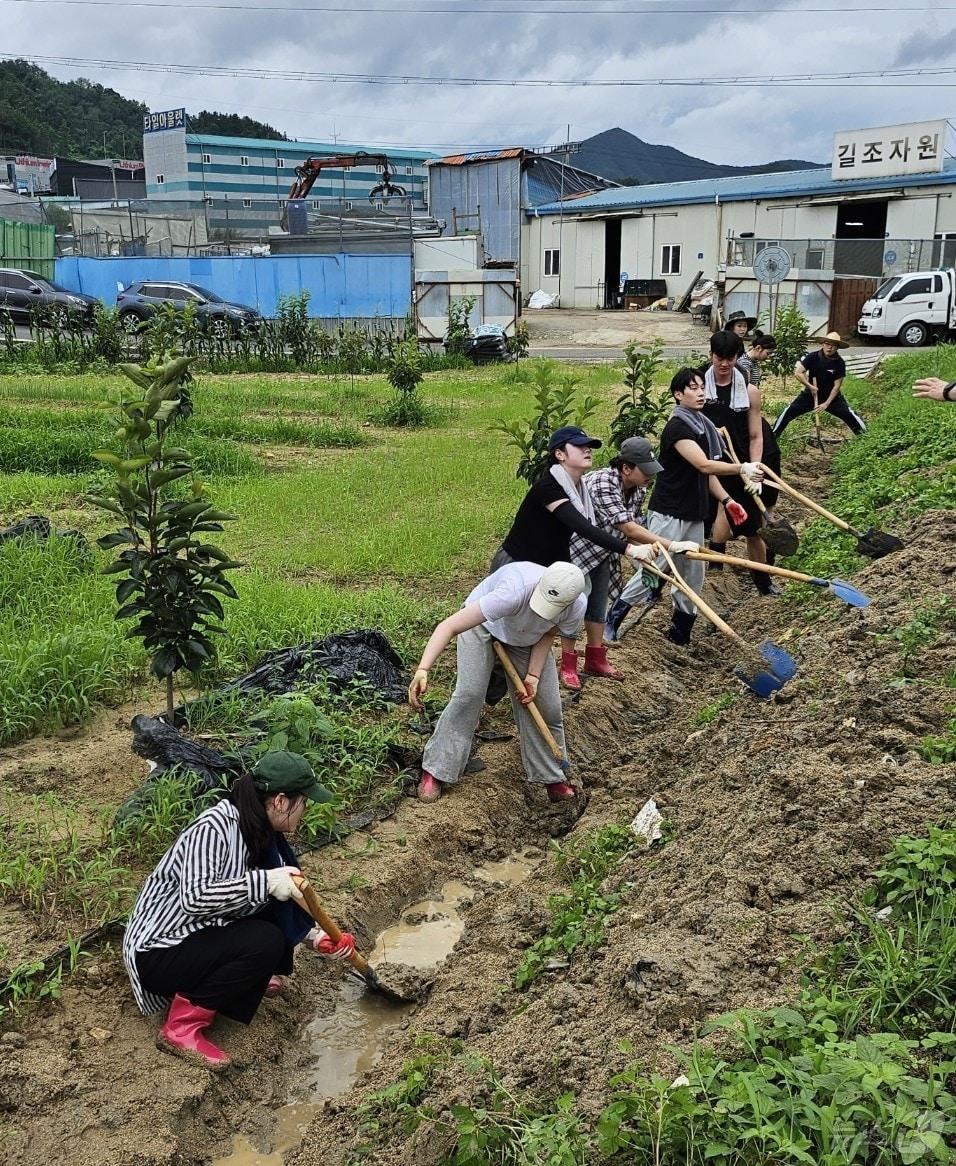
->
xmin=734 ymin=665 xmax=784 ymax=699
xmin=759 ymin=640 xmax=798 ymax=681
xmin=829 ymin=578 xmax=871 ymax=608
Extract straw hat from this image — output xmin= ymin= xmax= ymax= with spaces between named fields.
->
xmin=819 ymin=331 xmax=849 ymax=349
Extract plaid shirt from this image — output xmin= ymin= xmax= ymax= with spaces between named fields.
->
xmin=570 ymin=467 xmax=647 ymax=575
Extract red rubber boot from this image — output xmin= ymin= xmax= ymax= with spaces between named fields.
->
xmin=157 ymin=994 xmax=231 ymax=1070
xmin=582 ymin=644 xmax=623 ymax=680
xmin=559 ymin=649 xmax=581 ymax=691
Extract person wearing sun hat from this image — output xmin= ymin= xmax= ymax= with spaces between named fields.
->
xmin=723 ymin=309 xmax=758 ymax=339
xmin=408 ymin=560 xmax=588 ymax=804
xmin=123 ymin=750 xmax=356 ymax=1069
xmin=772 ymin=331 xmax=867 ymax=437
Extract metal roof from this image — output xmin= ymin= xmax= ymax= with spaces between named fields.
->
xmin=529 ymin=158 xmax=956 ymax=216
xmin=429 ymin=148 xmax=526 ymax=166
xmin=185 ymin=134 xmax=436 ymax=160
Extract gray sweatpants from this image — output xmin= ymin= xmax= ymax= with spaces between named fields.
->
xmin=421 ymin=624 xmax=567 ymax=787
xmin=619 ymin=511 xmax=705 ymax=616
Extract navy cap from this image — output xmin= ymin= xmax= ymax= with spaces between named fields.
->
xmin=548 ymin=426 xmax=603 ymax=452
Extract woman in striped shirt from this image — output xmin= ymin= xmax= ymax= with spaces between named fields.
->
xmin=123 ymin=750 xmax=356 ymax=1069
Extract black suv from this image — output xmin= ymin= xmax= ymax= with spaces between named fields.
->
xmin=116 ymin=281 xmax=261 ymax=338
xmin=0 ymin=268 xmax=98 ymax=326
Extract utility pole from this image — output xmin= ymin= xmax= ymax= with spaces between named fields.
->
xmin=557 ymin=124 xmax=570 ymax=306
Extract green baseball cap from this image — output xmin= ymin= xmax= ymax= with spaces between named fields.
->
xmin=250 ymin=751 xmax=333 ymax=804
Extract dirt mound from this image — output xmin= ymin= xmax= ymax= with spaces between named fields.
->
xmin=2 ymin=508 xmax=953 ymax=1166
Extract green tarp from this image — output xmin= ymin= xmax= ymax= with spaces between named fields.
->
xmin=0 ymin=218 xmax=55 ymax=280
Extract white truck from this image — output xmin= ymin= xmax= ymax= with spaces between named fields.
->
xmin=857 ymin=269 xmax=956 ymax=347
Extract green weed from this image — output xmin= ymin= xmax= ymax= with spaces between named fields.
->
xmin=694 ymin=692 xmax=736 ymax=725
xmin=516 ymin=825 xmax=635 ymax=989
xmin=879 ymin=597 xmax=955 ymax=678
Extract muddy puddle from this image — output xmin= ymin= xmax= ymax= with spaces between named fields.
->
xmin=213 ymin=849 xmax=539 ymax=1166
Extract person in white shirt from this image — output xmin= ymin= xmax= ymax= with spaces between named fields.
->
xmin=408 ymin=561 xmax=586 ymax=804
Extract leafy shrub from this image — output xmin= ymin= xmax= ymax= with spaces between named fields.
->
xmin=445 ymin=295 xmax=476 ymax=355
xmin=762 ymin=299 xmax=808 ymax=390
xmin=493 ymin=361 xmax=600 ymax=483
xmin=609 ymin=338 xmax=670 ymax=445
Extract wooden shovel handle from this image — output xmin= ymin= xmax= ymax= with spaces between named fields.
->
xmin=758 ymin=463 xmax=853 ymax=533
xmin=687 ymin=549 xmax=821 ymax=585
xmin=491 ymin=640 xmax=565 ymax=764
xmin=717 ymin=426 xmax=769 ymax=516
xmin=651 ymin=547 xmax=749 ymax=651
xmin=292 ymin=874 xmax=372 ymax=977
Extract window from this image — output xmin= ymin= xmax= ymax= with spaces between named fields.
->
xmin=201 ymin=153 xmax=212 ymax=164
xmin=934 ymin=274 xmax=944 ymax=293
xmin=155 ymin=174 xmax=165 ymax=184
xmin=660 ymin=244 xmax=681 ymax=275
xmin=242 ymin=198 xmax=252 ymax=208
xmin=311 ymin=200 xmax=320 ymax=209
xmin=345 ymin=200 xmax=353 ymax=211
xmin=805 ymin=247 xmax=825 ymax=270
xmin=203 ymin=195 xmax=214 ymax=205
xmin=240 ymin=155 xmax=249 ymax=167
xmin=374 ymin=200 xmax=384 ymax=210
xmin=276 ymin=158 xmax=285 ymax=168
xmin=405 ymin=165 xmax=414 ymax=176
xmin=543 ymin=248 xmax=560 ymax=277
xmin=5 ymin=273 xmax=33 ymax=290
xmin=890 ymin=276 xmax=931 ymax=300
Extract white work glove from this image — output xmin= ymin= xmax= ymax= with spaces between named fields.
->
xmin=625 ymin=543 xmax=656 ymax=562
xmin=739 ymin=462 xmax=763 ymax=495
xmin=265 ymin=866 xmax=303 ymax=902
xmin=668 ymin=541 xmax=700 ymax=554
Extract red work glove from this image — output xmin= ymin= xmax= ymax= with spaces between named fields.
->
xmin=725 ymin=499 xmax=748 ymax=527
xmin=311 ymin=928 xmax=356 ymax=961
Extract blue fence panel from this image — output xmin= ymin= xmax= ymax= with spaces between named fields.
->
xmin=54 ymin=254 xmax=410 ymax=319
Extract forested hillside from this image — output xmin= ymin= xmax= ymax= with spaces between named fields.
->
xmin=0 ymin=60 xmax=285 ymax=159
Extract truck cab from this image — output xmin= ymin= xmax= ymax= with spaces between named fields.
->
xmin=857 ymin=269 xmax=956 ymax=347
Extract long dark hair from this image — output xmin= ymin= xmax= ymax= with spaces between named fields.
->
xmin=229 ymin=772 xmax=303 ymax=867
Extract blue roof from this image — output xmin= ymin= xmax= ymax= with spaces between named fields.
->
xmin=530 ymin=158 xmax=956 ymax=216
xmin=185 ymin=133 xmax=436 ymax=160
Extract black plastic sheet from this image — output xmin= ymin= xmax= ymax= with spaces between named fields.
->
xmin=0 ymin=514 xmax=89 ymax=553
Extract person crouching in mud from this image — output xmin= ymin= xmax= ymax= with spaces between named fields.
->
xmin=123 ymin=751 xmax=356 ymax=1070
xmin=409 ymin=560 xmax=587 ymax=804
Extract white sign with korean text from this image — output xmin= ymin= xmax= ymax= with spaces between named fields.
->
xmin=832 ymin=121 xmax=947 ymax=180
xmin=143 ymin=108 xmax=187 ymax=134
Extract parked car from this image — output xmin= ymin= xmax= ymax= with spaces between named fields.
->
xmin=115 ymin=280 xmax=261 ymax=338
xmin=0 ymin=268 xmax=98 ymax=327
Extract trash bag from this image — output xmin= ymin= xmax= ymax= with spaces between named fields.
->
xmin=113 ymin=715 xmax=239 ymax=829
xmin=222 ymin=629 xmax=408 ymax=705
xmin=0 ymin=514 xmax=89 ymax=553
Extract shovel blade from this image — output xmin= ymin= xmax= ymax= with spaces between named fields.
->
xmin=857 ymin=528 xmax=904 ymax=558
xmin=829 ymin=578 xmax=871 ymax=608
xmin=760 ymin=520 xmax=799 ymax=557
xmin=759 ymin=640 xmax=798 ymax=681
xmin=734 ymin=664 xmax=784 ymax=698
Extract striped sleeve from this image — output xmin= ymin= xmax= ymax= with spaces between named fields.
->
xmin=178 ymin=816 xmax=269 ymax=917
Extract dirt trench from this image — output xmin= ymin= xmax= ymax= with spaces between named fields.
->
xmin=2 ymin=498 xmax=954 ymax=1166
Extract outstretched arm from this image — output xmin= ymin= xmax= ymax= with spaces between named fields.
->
xmin=408 ymin=601 xmax=486 ymax=709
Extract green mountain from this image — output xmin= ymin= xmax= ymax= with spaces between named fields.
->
xmin=0 ymin=60 xmax=285 ymax=160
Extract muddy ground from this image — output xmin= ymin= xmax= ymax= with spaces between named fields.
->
xmin=1 ymin=451 xmax=954 ymax=1166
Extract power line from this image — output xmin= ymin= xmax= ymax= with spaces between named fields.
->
xmin=7 ymin=53 xmax=956 ymax=86
xmin=3 ymin=0 xmax=956 ymax=10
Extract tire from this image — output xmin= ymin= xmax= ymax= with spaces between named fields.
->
xmin=898 ymin=321 xmax=929 ymax=347
xmin=120 ymin=311 xmax=145 ymax=334
xmin=207 ymin=317 xmax=231 ymax=341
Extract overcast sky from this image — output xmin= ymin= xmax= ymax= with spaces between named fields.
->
xmin=6 ymin=0 xmax=956 ymax=163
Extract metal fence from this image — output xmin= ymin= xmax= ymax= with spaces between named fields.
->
xmin=726 ymin=237 xmax=956 ymax=279
xmin=37 ymin=196 xmax=437 ymax=259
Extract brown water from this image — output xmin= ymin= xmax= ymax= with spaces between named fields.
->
xmin=212 ymin=852 xmax=537 ymax=1166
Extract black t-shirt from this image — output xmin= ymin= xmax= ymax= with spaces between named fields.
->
xmin=647 ymin=415 xmax=711 ymax=522
xmin=501 ymin=474 xmax=626 ymax=565
xmin=800 ymin=350 xmax=846 ymax=396
xmin=702 ymin=378 xmax=750 ymax=461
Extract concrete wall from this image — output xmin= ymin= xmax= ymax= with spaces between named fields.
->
xmin=54 ymin=253 xmax=411 ymax=319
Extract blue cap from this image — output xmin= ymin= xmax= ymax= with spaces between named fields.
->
xmin=548 ymin=426 xmax=603 ymax=452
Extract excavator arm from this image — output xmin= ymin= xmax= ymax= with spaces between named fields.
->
xmin=286 ymin=152 xmax=407 ymax=204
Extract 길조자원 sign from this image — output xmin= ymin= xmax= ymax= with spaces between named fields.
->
xmin=832 ymin=120 xmax=947 ymax=180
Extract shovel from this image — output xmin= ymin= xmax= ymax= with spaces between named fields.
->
xmin=291 ymin=874 xmax=418 ymax=1004
xmin=809 ymin=381 xmax=826 ymax=452
xmin=687 ymin=549 xmax=871 ymax=607
xmin=491 ymin=639 xmax=569 ymax=773
xmin=647 ymin=547 xmax=797 ymax=698
xmin=716 ymin=427 xmax=799 ymax=557
xmin=759 ymin=464 xmax=904 ymax=558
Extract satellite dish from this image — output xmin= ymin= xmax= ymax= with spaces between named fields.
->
xmin=753 ymin=245 xmax=792 ymax=285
